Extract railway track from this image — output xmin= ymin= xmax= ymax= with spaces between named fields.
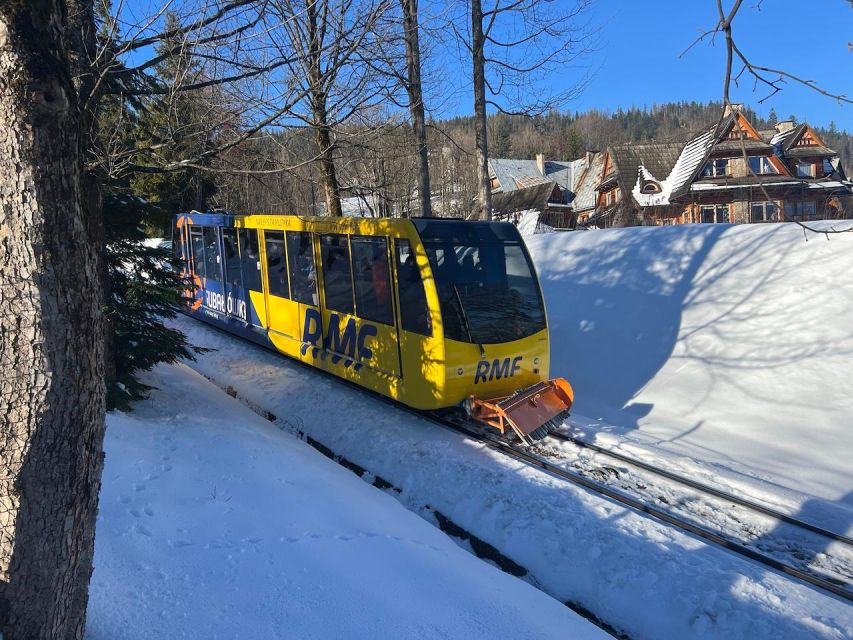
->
xmin=548 ymin=429 xmax=853 ymax=547
xmin=180 ymin=315 xmax=853 ymax=604
xmin=425 ymin=410 xmax=853 ymax=603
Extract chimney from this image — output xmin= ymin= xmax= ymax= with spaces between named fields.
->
xmin=775 ymin=120 xmax=795 ymax=133
xmin=535 ymin=153 xmax=545 ymax=176
xmin=723 ymin=103 xmax=744 ymax=117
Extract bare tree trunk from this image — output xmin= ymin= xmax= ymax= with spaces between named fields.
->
xmin=0 ymin=2 xmax=106 ymax=639
xmin=314 ymin=116 xmax=343 ymax=217
xmin=470 ymin=0 xmax=491 ymax=220
xmin=307 ymin=0 xmax=343 ymax=217
xmin=401 ymin=0 xmax=432 ymax=218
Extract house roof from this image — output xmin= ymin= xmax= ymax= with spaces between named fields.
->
xmin=784 ymin=145 xmax=837 ymax=158
xmin=490 ymin=157 xmax=577 ymax=192
xmin=770 ymin=124 xmax=807 ymax=150
xmin=491 ymin=180 xmax=561 ymax=215
xmin=605 ymin=143 xmax=683 ymax=193
xmin=542 ymin=160 xmax=576 ymax=190
xmin=758 ymin=129 xmax=778 ymax=142
xmin=710 ymin=139 xmax=775 ymax=154
xmin=572 ymin=152 xmax=606 ymax=212
xmin=489 ymin=158 xmax=540 ymax=192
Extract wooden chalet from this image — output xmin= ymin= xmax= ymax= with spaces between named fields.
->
xmin=576 ymin=105 xmax=852 ymax=228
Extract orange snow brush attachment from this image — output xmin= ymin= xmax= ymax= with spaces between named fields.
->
xmin=466 ymin=377 xmax=574 ymax=445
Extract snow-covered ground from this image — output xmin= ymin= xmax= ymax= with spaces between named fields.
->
xmin=166 ymin=312 xmax=852 ymax=640
xmin=87 ymin=363 xmax=606 ymax=640
xmin=90 ymin=220 xmax=853 ymax=639
xmin=525 ymin=221 xmax=853 ymax=534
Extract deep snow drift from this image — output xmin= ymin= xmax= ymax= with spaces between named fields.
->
xmin=526 ymin=221 xmax=853 ymax=531
xmin=87 ymin=363 xmax=605 ymax=640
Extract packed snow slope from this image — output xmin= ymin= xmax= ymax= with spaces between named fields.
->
xmin=87 ymin=363 xmax=606 ymax=640
xmin=526 ymin=221 xmax=853 ymax=511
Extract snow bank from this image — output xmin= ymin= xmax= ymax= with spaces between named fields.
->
xmin=526 ymin=221 xmax=853 ymax=527
xmin=88 ymin=364 xmax=604 ymax=640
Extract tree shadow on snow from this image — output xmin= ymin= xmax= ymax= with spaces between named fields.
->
xmin=536 ymin=224 xmax=853 ymax=439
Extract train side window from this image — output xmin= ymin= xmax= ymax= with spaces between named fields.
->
xmin=239 ymin=229 xmax=263 ymax=292
xmin=221 ymin=228 xmax=242 ymax=288
xmin=395 ymin=239 xmax=432 ymax=336
xmin=351 ymin=236 xmax=393 ymax=325
xmin=320 ymin=234 xmax=354 ymax=315
xmin=286 ymin=231 xmax=317 ymax=305
xmin=264 ymin=231 xmax=289 ymax=298
xmin=171 ymin=219 xmax=183 ymax=263
xmin=190 ymin=226 xmax=205 ymax=278
xmin=202 ymin=226 xmax=221 ymax=282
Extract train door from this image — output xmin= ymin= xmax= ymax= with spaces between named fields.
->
xmin=393 ymin=238 xmax=434 ymax=385
xmin=238 ymin=228 xmax=266 ymax=329
xmin=186 ymin=225 xmax=209 ymax=311
xmin=317 ymin=233 xmax=400 ymax=378
xmin=201 ymin=226 xmax=225 ymax=312
xmin=262 ymin=229 xmax=315 ymax=349
xmin=220 ymin=228 xmax=247 ymax=323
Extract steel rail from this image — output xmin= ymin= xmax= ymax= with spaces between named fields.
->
xmin=547 ymin=431 xmax=853 ymax=547
xmin=423 ymin=412 xmax=853 ymax=603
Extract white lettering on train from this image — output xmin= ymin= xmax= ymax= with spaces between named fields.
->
xmin=204 ymin=290 xmax=247 ymax=321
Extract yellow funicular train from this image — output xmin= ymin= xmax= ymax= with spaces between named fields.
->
xmin=172 ymin=212 xmax=573 ymax=443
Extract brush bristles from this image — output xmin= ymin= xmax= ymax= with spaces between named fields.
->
xmin=525 ymin=410 xmax=571 ymax=442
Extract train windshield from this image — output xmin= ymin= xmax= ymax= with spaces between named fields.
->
xmin=413 ymin=219 xmax=546 ymax=344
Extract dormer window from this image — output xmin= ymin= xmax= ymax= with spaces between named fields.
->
xmin=641 ymin=182 xmax=661 ymax=194
xmin=748 ymin=156 xmax=777 ymax=175
xmin=702 ymin=159 xmax=731 ymax=178
xmin=796 ymin=163 xmax=815 ymax=178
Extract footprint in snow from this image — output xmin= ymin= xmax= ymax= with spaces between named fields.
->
xmin=133 ymin=523 xmax=152 ymax=537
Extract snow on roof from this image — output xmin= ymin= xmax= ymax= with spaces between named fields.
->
xmin=572 ymin=152 xmax=606 ymax=212
xmin=667 ymin=126 xmax=716 ymax=197
xmin=689 ymin=180 xmax=801 ymax=191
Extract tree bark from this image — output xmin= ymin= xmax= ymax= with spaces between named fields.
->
xmin=306 ymin=0 xmax=343 ymax=218
xmin=0 ymin=2 xmax=106 ymax=639
xmin=470 ymin=0 xmax=491 ymax=220
xmin=401 ymin=0 xmax=432 ymax=218
xmin=314 ymin=112 xmax=343 ymax=218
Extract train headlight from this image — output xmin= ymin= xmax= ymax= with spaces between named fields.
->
xmin=533 ymin=357 xmax=540 ymax=365
xmin=457 ymin=367 xmax=464 ymax=376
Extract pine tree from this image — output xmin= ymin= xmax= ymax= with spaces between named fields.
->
xmin=768 ymin=107 xmax=778 ymax=125
xmin=131 ymin=12 xmax=218 ymax=235
xmin=490 ymin=115 xmax=512 ymax=157
xmin=102 ymin=192 xmax=203 ymax=410
xmin=91 ymin=4 xmax=204 ymax=410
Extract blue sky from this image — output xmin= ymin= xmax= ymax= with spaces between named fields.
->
xmin=571 ymin=0 xmax=852 ymax=130
xmin=118 ymin=0 xmax=851 ymax=131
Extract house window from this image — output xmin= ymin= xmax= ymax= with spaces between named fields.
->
xmin=702 ymin=159 xmax=731 ymax=178
xmin=822 ymin=158 xmax=834 ymax=176
xmin=784 ymin=201 xmax=817 ymax=221
xmin=751 ymin=201 xmax=777 ymax=223
xmin=796 ymin=163 xmax=815 ymax=178
xmin=700 ymin=205 xmax=729 ymax=224
xmin=748 ymin=156 xmax=777 ymax=175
